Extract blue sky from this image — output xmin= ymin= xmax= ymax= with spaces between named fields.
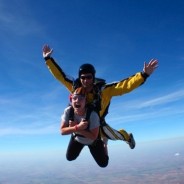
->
xmin=0 ymin=0 xmax=184 ymax=156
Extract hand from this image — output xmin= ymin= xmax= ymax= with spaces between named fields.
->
xmin=143 ymin=59 xmax=158 ymax=75
xmin=77 ymin=120 xmax=88 ymax=130
xmin=42 ymin=44 xmax=53 ymax=58
xmin=69 ymin=120 xmax=77 ymax=127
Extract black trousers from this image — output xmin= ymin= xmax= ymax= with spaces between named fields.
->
xmin=66 ymin=135 xmax=109 ymax=168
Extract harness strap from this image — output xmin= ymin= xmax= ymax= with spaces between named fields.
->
xmin=68 ymin=105 xmax=74 ymax=121
xmin=68 ymin=105 xmax=93 ymax=137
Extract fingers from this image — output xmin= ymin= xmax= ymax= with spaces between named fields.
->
xmin=151 ymin=60 xmax=159 ymax=70
xmin=42 ymin=44 xmax=53 ymax=53
xmin=149 ymin=59 xmax=158 ymax=65
xmin=42 ymin=44 xmax=49 ymax=52
xmin=78 ymin=121 xmax=88 ymax=130
xmin=143 ymin=59 xmax=159 ymax=75
xmin=147 ymin=59 xmax=159 ymax=69
xmin=69 ymin=120 xmax=77 ymax=127
xmin=42 ymin=44 xmax=53 ymax=58
xmin=144 ymin=62 xmax=146 ymax=68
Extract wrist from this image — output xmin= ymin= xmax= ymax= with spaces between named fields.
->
xmin=75 ymin=125 xmax=78 ymax=131
xmin=141 ymin=71 xmax=149 ymax=79
xmin=44 ymin=56 xmax=51 ymax=61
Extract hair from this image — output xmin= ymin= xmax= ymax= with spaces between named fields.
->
xmin=73 ymin=87 xmax=86 ymax=96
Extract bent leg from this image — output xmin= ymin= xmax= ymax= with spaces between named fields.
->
xmin=66 ymin=135 xmax=84 ymax=161
xmin=89 ymin=139 xmax=109 ymax=168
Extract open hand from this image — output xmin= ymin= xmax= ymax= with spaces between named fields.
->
xmin=143 ymin=59 xmax=158 ymax=75
xmin=42 ymin=44 xmax=53 ymax=58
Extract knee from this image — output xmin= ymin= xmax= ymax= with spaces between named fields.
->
xmin=98 ymin=161 xmax=108 ymax=168
xmin=66 ymin=154 xmax=77 ymax=161
xmin=99 ymin=162 xmax=108 ymax=168
xmin=66 ymin=157 xmax=74 ymax=161
xmin=66 ymin=155 xmax=76 ymax=161
xmin=97 ymin=155 xmax=109 ymax=168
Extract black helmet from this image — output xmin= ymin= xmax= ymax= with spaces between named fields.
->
xmin=78 ymin=63 xmax=96 ymax=78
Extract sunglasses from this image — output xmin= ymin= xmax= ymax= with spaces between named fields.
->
xmin=80 ymin=75 xmax=93 ymax=80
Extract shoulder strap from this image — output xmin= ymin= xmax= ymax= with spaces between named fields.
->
xmin=92 ymin=81 xmax=105 ymax=114
xmin=68 ymin=105 xmax=74 ymax=121
xmin=68 ymin=105 xmax=92 ymax=128
xmin=84 ymin=106 xmax=93 ymax=121
xmin=83 ymin=106 xmax=93 ymax=130
xmin=94 ymin=78 xmax=106 ymax=85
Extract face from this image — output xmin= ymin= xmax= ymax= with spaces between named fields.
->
xmin=71 ymin=94 xmax=86 ymax=110
xmin=80 ymin=73 xmax=93 ymax=88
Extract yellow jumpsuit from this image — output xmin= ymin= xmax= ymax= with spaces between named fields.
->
xmin=45 ymin=57 xmax=148 ymax=142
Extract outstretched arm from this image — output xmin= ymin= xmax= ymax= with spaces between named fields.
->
xmin=42 ymin=44 xmax=74 ymax=92
xmin=143 ymin=59 xmax=158 ymax=76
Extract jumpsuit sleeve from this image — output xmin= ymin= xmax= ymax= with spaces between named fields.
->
xmin=99 ymin=72 xmax=148 ymax=117
xmin=103 ymin=72 xmax=148 ymax=97
xmin=45 ymin=57 xmax=74 ymax=92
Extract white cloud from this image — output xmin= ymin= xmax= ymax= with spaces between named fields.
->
xmin=0 ymin=124 xmax=59 ymax=136
xmin=106 ymin=88 xmax=184 ymax=125
xmin=175 ymin=152 xmax=180 ymax=156
xmin=138 ymin=89 xmax=184 ymax=108
xmin=111 ymin=88 xmax=184 ymax=112
xmin=108 ymin=106 xmax=184 ymax=125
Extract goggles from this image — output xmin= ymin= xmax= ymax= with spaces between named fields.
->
xmin=71 ymin=94 xmax=85 ymax=101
